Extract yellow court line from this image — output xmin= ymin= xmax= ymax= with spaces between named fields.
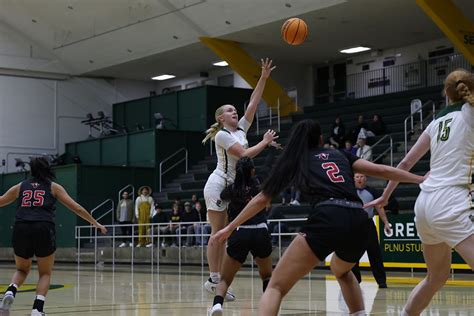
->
xmin=325 ymin=275 xmax=474 ymax=287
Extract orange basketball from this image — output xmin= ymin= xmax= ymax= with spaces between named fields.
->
xmin=281 ymin=18 xmax=308 ymax=45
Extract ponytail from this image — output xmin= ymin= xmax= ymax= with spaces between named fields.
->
xmin=456 ymin=80 xmax=474 ymax=108
xmin=202 ymin=122 xmax=222 ymax=144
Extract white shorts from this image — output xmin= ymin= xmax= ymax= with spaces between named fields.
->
xmin=414 ymin=186 xmax=474 ymax=248
xmin=204 ymin=173 xmax=229 ymax=212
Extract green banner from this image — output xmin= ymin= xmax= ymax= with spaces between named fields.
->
xmin=380 ymin=214 xmax=467 ymax=265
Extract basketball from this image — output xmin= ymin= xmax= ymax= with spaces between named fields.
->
xmin=281 ymin=18 xmax=308 ymax=45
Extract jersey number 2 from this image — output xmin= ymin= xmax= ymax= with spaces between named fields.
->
xmin=322 ymin=162 xmax=345 ymax=183
xmin=21 ymin=190 xmax=45 ymax=207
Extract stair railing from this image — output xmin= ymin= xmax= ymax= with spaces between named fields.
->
xmin=370 ymin=134 xmax=394 ymax=166
xmin=159 ymin=148 xmax=188 ymax=192
xmin=89 ymin=199 xmax=114 ymax=242
xmin=404 ymin=100 xmax=436 ymax=154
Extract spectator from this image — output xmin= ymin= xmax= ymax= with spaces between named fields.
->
xmin=191 ymin=194 xmax=200 ymax=208
xmin=174 ymin=196 xmax=184 ymax=212
xmin=356 ymin=134 xmax=372 ymax=161
xmin=281 ymin=186 xmax=300 ymax=206
xmin=181 ymin=201 xmax=201 ymax=246
xmin=267 ymin=206 xmax=289 ymax=246
xmin=169 ymin=203 xmax=182 ymax=246
xmin=329 ymin=116 xmax=346 ymax=148
xmin=135 ymin=186 xmax=154 ymax=247
xmin=343 ymin=140 xmax=357 ymax=156
xmin=195 ymin=201 xmax=211 ymax=246
xmin=351 ymin=173 xmax=392 ymax=288
xmin=369 ymin=114 xmax=387 ymax=136
xmin=347 ymin=114 xmax=369 ymax=144
xmin=116 ymin=191 xmax=134 ymax=248
xmin=149 ymin=203 xmax=170 ymax=247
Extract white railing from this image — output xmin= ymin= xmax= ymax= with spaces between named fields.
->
xmin=159 ymin=148 xmax=188 ymax=192
xmin=404 ymin=100 xmax=436 ymax=154
xmin=89 ymin=199 xmax=114 ymax=242
xmin=75 ymin=218 xmax=306 ymax=266
xmin=245 ymin=98 xmax=282 ymax=136
xmin=370 ymin=134 xmax=394 ymax=166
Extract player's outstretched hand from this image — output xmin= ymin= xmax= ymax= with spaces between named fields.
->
xmin=209 ymin=226 xmax=233 ymax=246
xmin=263 ymin=129 xmax=278 ymax=145
xmin=96 ymin=224 xmax=108 ymax=235
xmin=363 ymin=196 xmax=387 ymax=210
xmin=269 ymin=140 xmax=283 ymax=150
xmin=260 ymin=58 xmax=276 ymax=79
xmin=384 ymin=223 xmax=393 ymax=236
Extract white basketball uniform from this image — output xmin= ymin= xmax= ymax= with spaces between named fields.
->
xmin=204 ymin=118 xmax=250 ymax=211
xmin=415 ymin=101 xmax=474 ymax=247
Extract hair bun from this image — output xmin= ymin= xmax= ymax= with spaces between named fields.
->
xmin=456 ymin=80 xmax=465 ymax=87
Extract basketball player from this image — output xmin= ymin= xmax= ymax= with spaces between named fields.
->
xmin=209 ymin=157 xmax=272 ymax=315
xmin=0 ymin=157 xmax=107 ymax=316
xmin=211 ymin=119 xmax=424 ymax=315
xmin=202 ymin=58 xmax=279 ymax=300
xmin=365 ymin=69 xmax=474 ymax=316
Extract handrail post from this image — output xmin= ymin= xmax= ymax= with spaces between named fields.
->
xmin=277 ymin=98 xmax=281 ymax=132
xmin=269 ymin=106 xmax=272 ymax=126
xmin=256 ymin=110 xmax=259 ymax=135
xmin=185 ymin=150 xmax=188 ymax=174
xmin=390 ymin=137 xmax=393 ymax=167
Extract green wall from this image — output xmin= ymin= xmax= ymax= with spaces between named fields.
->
xmin=112 ymin=85 xmax=252 ymax=132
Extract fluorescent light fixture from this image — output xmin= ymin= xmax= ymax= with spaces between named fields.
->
xmin=151 ymin=74 xmax=175 ymax=80
xmin=339 ymin=46 xmax=371 ymax=54
xmin=213 ymin=61 xmax=229 ymax=67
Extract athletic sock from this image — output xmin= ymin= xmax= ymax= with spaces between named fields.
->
xmin=5 ymin=284 xmax=18 ymax=297
xmin=32 ymin=295 xmax=45 ymax=312
xmin=349 ymin=310 xmax=366 ymax=316
xmin=210 ymin=272 xmax=220 ymax=283
xmin=213 ymin=295 xmax=224 ymax=306
xmin=262 ymin=278 xmax=270 ymax=292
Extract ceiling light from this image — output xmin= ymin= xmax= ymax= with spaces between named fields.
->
xmin=151 ymin=74 xmax=176 ymax=81
xmin=213 ymin=61 xmax=229 ymax=67
xmin=340 ymin=46 xmax=371 ymax=54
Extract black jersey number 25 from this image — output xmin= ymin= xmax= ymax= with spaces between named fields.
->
xmin=21 ymin=190 xmax=46 ymax=207
xmin=322 ymin=162 xmax=345 ymax=183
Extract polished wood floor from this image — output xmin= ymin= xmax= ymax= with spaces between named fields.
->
xmin=1 ymin=263 xmax=473 ymax=315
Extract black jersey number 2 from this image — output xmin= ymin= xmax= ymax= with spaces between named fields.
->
xmin=322 ymin=162 xmax=345 ymax=183
xmin=21 ymin=190 xmax=45 ymax=207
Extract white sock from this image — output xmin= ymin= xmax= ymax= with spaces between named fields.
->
xmin=210 ymin=272 xmax=220 ymax=283
xmin=35 ymin=295 xmax=45 ymax=301
xmin=349 ymin=310 xmax=366 ymax=316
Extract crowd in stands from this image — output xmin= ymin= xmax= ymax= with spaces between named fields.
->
xmin=116 ymin=190 xmax=211 ymax=248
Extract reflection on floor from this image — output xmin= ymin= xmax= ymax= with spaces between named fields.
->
xmin=0 ymin=263 xmax=473 ymax=315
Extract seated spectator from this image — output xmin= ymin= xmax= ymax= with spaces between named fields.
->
xmin=169 ymin=203 xmax=182 ymax=246
xmin=329 ymin=116 xmax=346 ymax=148
xmin=116 ymin=191 xmax=134 ymax=248
xmin=174 ymin=196 xmax=184 ymax=212
xmin=149 ymin=203 xmax=170 ymax=247
xmin=181 ymin=201 xmax=201 ymax=246
xmin=369 ymin=114 xmax=387 ymax=136
xmin=267 ymin=206 xmax=290 ymax=246
xmin=191 ymin=194 xmax=200 ymax=208
xmin=280 ymin=186 xmax=300 ymax=206
xmin=347 ymin=114 xmax=369 ymax=144
xmin=343 ymin=140 xmax=357 ymax=156
xmin=356 ymin=134 xmax=372 ymax=161
xmin=194 ymin=201 xmax=211 ymax=246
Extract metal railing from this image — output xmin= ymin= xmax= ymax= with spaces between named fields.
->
xmin=370 ymin=134 xmax=394 ymax=166
xmin=89 ymin=199 xmax=114 ymax=241
xmin=245 ymin=98 xmax=281 ymax=136
xmin=118 ymin=184 xmax=134 ymax=204
xmin=75 ymin=218 xmax=306 ymax=266
xmin=404 ymin=100 xmax=436 ymax=154
xmin=159 ymin=148 xmax=188 ymax=192
xmin=345 ymin=53 xmax=472 ymax=100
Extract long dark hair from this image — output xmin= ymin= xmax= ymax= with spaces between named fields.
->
xmin=30 ymin=157 xmax=55 ymax=183
xmin=262 ymin=119 xmax=321 ymax=196
xmin=233 ymin=157 xmax=255 ymax=198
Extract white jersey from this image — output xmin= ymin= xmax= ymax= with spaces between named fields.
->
xmin=212 ymin=117 xmax=251 ymax=182
xmin=420 ymin=102 xmax=474 ymax=192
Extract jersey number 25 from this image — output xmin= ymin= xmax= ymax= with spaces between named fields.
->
xmin=322 ymin=162 xmax=345 ymax=183
xmin=21 ymin=190 xmax=45 ymax=207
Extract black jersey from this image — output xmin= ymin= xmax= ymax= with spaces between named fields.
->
xmin=221 ymin=177 xmax=266 ymax=225
xmin=301 ymin=148 xmax=361 ymax=204
xmin=16 ymin=179 xmax=56 ymax=223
